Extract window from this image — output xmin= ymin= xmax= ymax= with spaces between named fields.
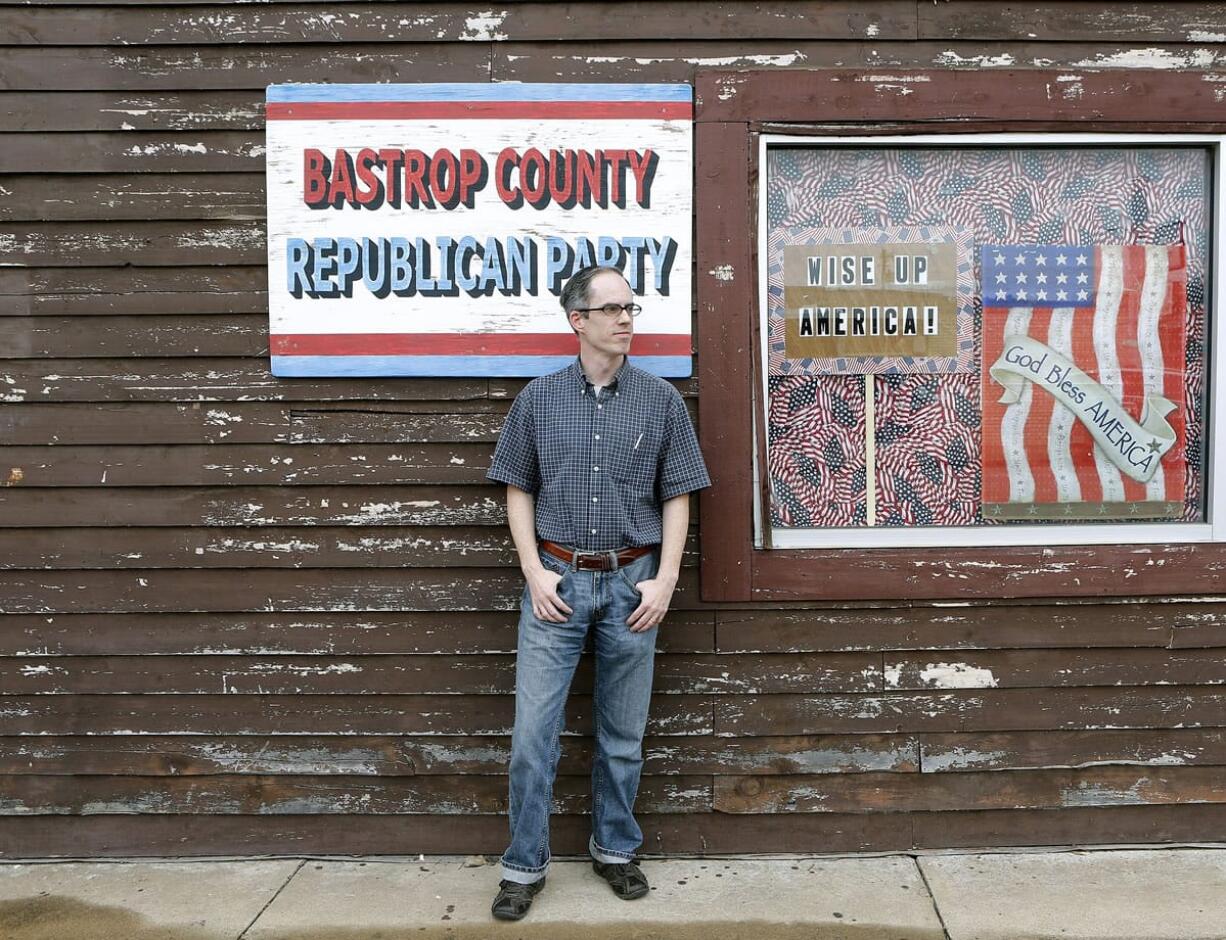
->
xmin=694 ymin=70 xmax=1226 ymax=601
xmin=758 ymin=137 xmax=1219 ymax=549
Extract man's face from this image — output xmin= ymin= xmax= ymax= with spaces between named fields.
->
xmin=569 ymin=270 xmax=634 ymax=357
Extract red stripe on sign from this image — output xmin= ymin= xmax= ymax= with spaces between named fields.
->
xmin=1115 ymin=246 xmax=1148 ymax=503
xmin=266 ymin=101 xmax=692 ymax=121
xmin=1068 ymin=308 xmax=1104 ymax=504
xmin=1157 ymin=246 xmax=1187 ymax=504
xmin=1021 ymin=308 xmax=1059 ymax=505
xmin=270 ymin=333 xmax=692 ymax=356
xmin=981 ymin=308 xmax=1010 ymax=505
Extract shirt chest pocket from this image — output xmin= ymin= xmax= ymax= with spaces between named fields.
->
xmin=609 ymin=422 xmax=660 ymax=491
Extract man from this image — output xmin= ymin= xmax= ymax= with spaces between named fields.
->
xmin=485 ymin=264 xmax=710 ymax=921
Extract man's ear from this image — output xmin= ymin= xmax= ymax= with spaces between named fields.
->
xmin=567 ymin=310 xmax=585 ymax=334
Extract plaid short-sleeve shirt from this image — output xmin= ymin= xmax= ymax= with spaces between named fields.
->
xmin=487 ymin=358 xmax=711 ymax=550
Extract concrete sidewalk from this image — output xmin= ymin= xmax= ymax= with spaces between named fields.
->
xmin=1 ymin=847 xmax=1224 ymax=939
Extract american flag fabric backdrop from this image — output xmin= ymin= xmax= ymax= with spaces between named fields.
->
xmin=981 ymin=244 xmax=1186 ymax=520
xmin=764 ymin=147 xmax=1207 ymax=530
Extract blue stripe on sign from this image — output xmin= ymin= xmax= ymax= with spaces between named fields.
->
xmin=271 ymin=355 xmax=693 ymax=378
xmin=266 ymin=83 xmax=693 ymax=104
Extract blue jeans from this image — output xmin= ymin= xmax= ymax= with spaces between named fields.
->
xmin=500 ymin=545 xmax=659 ymax=885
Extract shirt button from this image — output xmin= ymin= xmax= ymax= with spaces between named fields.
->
xmin=593 ymin=466 xmax=599 ymax=472
xmin=597 ymin=404 xmax=603 ymax=410
xmin=594 ymin=434 xmax=600 ymax=440
xmin=592 ymin=497 xmax=598 ymax=503
xmin=590 ymin=528 xmax=597 ymax=534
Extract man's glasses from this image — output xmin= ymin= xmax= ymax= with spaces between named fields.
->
xmin=574 ymin=303 xmax=643 ymax=318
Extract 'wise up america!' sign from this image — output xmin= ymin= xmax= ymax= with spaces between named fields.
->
xmin=265 ymin=83 xmax=693 ymax=377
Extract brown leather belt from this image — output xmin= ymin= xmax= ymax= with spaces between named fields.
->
xmin=540 ymin=539 xmax=652 ymax=571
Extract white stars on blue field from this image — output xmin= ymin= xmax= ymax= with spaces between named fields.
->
xmin=982 ymin=245 xmax=1097 ymax=308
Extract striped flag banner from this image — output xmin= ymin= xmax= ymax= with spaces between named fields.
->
xmin=981 ymin=244 xmax=1186 ymax=521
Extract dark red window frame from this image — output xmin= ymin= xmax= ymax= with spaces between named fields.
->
xmin=694 ymin=68 xmax=1226 ymax=603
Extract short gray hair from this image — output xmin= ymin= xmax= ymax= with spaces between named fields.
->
xmin=559 ymin=264 xmax=624 ymax=314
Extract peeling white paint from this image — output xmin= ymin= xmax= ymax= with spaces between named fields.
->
xmin=921 ymin=747 xmax=1008 ymax=772
xmin=864 ymin=23 xmax=880 ymax=38
xmin=864 ymin=74 xmax=930 ymax=84
xmin=251 ymin=662 xmax=362 ymax=676
xmin=934 ymin=50 xmax=1016 ymax=68
xmin=1189 ymin=30 xmax=1226 ymax=43
xmin=460 ymin=10 xmax=508 ymax=41
xmin=883 ymin=664 xmax=902 ymax=688
xmin=1073 ymin=48 xmax=1223 ymax=70
xmin=1061 ymin=780 xmax=1149 ymax=807
xmin=709 ymin=265 xmax=735 ymax=282
xmin=18 ymin=665 xmax=54 ymax=677
xmin=205 ymin=538 xmax=319 ymax=554
xmin=919 ymin=662 xmax=998 ymax=689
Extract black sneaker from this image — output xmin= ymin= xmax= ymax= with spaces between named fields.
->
xmin=592 ymin=859 xmax=649 ymax=900
xmin=491 ymin=877 xmax=545 ymax=921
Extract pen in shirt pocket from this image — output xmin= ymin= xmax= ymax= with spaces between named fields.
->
xmin=633 ymin=432 xmax=644 ymax=450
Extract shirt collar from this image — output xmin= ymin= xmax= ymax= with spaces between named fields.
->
xmin=571 ymin=356 xmax=632 ymax=394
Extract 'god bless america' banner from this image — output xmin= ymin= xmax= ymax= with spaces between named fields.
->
xmin=265 ymin=83 xmax=693 ymax=377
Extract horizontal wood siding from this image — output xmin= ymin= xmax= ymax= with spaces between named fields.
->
xmin=3 ymin=0 xmax=1226 ymax=857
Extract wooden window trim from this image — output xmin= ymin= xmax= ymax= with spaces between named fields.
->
xmin=694 ymin=68 xmax=1226 ymax=602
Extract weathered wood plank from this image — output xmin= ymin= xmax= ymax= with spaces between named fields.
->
xmin=0 ymin=732 xmax=916 ymax=776
xmin=0 ymin=173 xmax=265 ymax=220
xmin=0 ymin=610 xmax=716 ymax=656
xmin=0 ymin=485 xmax=506 ymax=527
xmin=0 ymin=652 xmax=876 ymax=695
xmin=4 ymin=806 xmax=1223 ymax=859
xmin=0 ymin=268 xmax=268 ymax=318
xmin=0 ymin=526 xmax=520 ymax=569
xmin=715 ymin=603 xmax=1220 ymax=652
xmin=495 ymin=41 xmax=1226 ymax=84
xmin=1 ymin=3 xmax=914 ymax=45
xmin=0 ymin=44 xmax=491 ymax=90
xmin=910 ymin=804 xmax=1226 ymax=850
xmin=0 ymin=267 xmax=267 ymax=316
xmin=717 ymin=689 xmax=1226 ymax=736
xmin=714 ymin=766 xmax=1226 ymax=814
xmin=0 ymin=91 xmax=264 ymax=132
xmin=0 ymin=402 xmax=507 ymax=445
xmin=0 ymin=223 xmax=264 ymax=267
xmin=0 ymin=134 xmax=262 ymax=174
xmin=920 ymin=729 xmax=1226 ymax=772
xmin=886 ymin=649 xmax=1226 ymax=690
xmin=918 ymin=2 xmax=1226 ymax=42
xmin=0 ymin=811 xmax=918 ymax=858
xmin=752 ymin=544 xmax=1226 ymax=602
xmin=696 ymin=66 xmax=1226 ymax=123
xmin=0 ymin=443 xmax=494 ymax=486
xmin=0 ymin=566 xmax=710 ymax=613
xmin=0 ymin=773 xmax=711 ymax=816
xmin=23 ymin=517 xmax=656 ymax=570
xmin=2 ymin=693 xmax=713 ymax=736
xmin=0 ymin=359 xmax=487 ymax=402
xmin=1171 ymin=616 xmax=1226 ymax=649
xmin=1 ymin=316 xmax=267 ymax=358
xmin=7 ymin=41 xmax=1226 ymax=93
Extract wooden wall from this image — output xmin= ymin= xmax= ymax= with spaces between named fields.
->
xmin=3 ymin=0 xmax=1226 ymax=857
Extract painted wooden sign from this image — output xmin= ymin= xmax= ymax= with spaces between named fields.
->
xmin=265 ymin=83 xmax=694 ymax=377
